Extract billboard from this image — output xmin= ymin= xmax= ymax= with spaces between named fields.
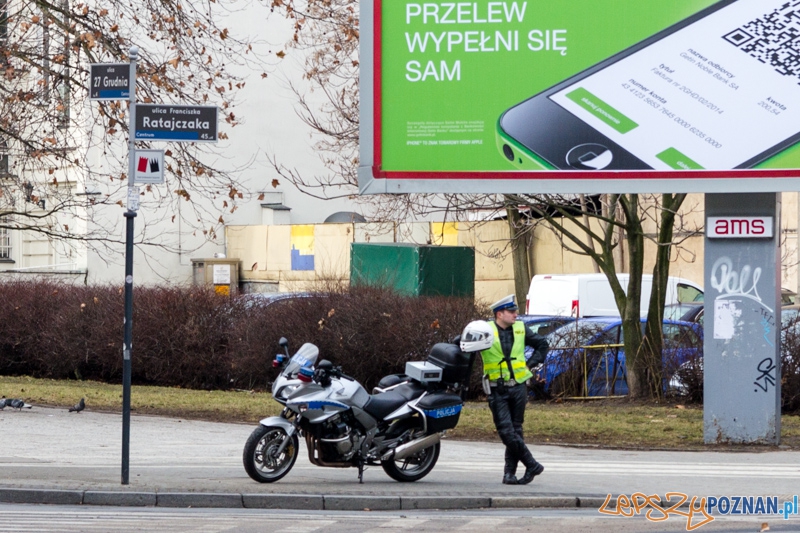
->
xmin=359 ymin=0 xmax=800 ymax=194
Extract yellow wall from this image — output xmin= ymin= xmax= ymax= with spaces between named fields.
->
xmin=226 ymin=221 xmax=516 ymax=302
xmin=228 ymin=193 xmax=800 ymax=303
xmin=227 ymin=207 xmax=716 ymax=303
xmin=529 ymin=194 xmax=706 ymax=288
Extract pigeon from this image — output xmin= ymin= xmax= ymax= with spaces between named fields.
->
xmin=69 ymin=398 xmax=85 ymax=413
xmin=5 ymin=399 xmax=32 ymax=410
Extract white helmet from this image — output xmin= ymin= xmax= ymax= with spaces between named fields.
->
xmin=460 ymin=320 xmax=494 ymax=352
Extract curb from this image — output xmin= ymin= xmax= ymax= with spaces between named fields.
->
xmin=0 ymin=488 xmax=609 ymax=510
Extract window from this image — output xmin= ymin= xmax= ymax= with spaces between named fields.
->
xmin=597 ymin=325 xmax=621 ymax=346
xmin=0 ymin=138 xmax=7 ymax=176
xmin=663 ymin=324 xmax=701 ymax=349
xmin=0 ymin=0 xmax=6 ymax=39
xmin=677 ymin=283 xmax=704 ymax=303
xmin=0 ymin=216 xmax=11 ymax=260
xmin=55 ymin=0 xmax=70 ymax=128
xmin=0 ymin=0 xmax=7 ymax=67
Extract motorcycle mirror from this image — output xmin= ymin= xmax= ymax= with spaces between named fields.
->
xmin=317 ymin=359 xmax=333 ymax=370
xmin=278 ymin=337 xmax=290 ymax=357
xmin=451 ymin=334 xmax=462 ymax=345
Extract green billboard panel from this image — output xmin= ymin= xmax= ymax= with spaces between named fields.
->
xmin=360 ymin=0 xmax=800 ymax=194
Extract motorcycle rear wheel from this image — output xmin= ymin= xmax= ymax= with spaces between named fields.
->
xmin=243 ymin=425 xmax=299 ymax=483
xmin=381 ymin=421 xmax=440 ymax=482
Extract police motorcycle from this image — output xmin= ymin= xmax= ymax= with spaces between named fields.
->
xmin=242 ymin=331 xmax=485 ymax=483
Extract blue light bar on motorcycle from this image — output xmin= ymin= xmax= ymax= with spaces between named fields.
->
xmin=272 ymin=354 xmax=286 ymax=368
xmin=298 ymin=366 xmax=314 ymax=382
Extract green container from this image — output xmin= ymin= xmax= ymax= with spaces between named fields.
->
xmin=350 ymin=243 xmax=475 ymax=297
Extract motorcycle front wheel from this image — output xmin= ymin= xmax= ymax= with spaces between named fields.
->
xmin=243 ymin=425 xmax=299 ymax=483
xmin=381 ymin=422 xmax=440 ymax=482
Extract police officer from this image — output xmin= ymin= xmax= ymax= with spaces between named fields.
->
xmin=482 ymin=294 xmax=548 ymax=485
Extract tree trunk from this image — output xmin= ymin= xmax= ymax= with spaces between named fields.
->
xmin=506 ymin=204 xmax=531 ymax=309
xmin=618 ymin=194 xmax=648 ymax=399
xmin=579 ymin=194 xmax=599 ymax=273
xmin=642 ymin=193 xmax=687 ymax=399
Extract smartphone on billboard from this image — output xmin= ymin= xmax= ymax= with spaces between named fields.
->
xmin=497 ymin=0 xmax=800 ymax=172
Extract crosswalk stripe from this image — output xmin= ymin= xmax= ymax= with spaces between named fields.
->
xmin=364 ymin=518 xmax=429 ymax=531
xmin=272 ymin=521 xmax=337 ymax=533
xmin=460 ymin=518 xmax=510 ymax=528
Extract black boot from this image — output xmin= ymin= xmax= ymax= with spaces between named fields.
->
xmin=502 ymin=452 xmax=518 ymax=485
xmin=502 ymin=473 xmax=518 ymax=485
xmin=518 ymin=462 xmax=544 ymax=485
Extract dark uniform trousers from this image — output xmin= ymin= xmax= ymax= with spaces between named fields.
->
xmin=487 ymin=382 xmax=537 ymax=476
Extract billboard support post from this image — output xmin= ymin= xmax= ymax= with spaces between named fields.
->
xmin=704 ymin=193 xmax=781 ymax=444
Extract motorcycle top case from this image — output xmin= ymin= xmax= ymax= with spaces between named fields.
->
xmin=405 ymin=361 xmax=442 ymax=383
xmin=416 ymin=392 xmax=463 ymax=433
xmin=427 ymin=343 xmax=471 ymax=384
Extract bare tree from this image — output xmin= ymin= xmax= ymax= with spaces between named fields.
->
xmin=0 ymin=0 xmax=272 ymax=258
xmin=267 ymin=0 xmax=706 ymax=398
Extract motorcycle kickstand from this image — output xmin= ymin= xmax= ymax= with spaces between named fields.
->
xmin=357 ymin=458 xmax=366 ymax=484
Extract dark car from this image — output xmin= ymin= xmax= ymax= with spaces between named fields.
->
xmin=663 ymin=302 xmax=704 ymax=324
xmin=238 ymin=291 xmax=317 ymax=309
xmin=781 ymin=304 xmax=800 ymax=327
xmin=667 ymin=292 xmax=797 ymax=328
xmin=669 ymin=300 xmax=800 ymax=402
xmin=518 ymin=315 xmax=577 ymax=364
xmin=518 ymin=315 xmax=576 ymax=337
xmin=534 ymin=317 xmax=703 ymax=398
xmin=664 ymin=302 xmax=703 ymax=322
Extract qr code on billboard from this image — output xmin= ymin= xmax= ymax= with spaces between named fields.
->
xmin=723 ymin=0 xmax=800 ymax=82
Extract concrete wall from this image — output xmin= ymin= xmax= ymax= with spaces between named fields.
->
xmin=226 ymin=221 xmax=516 ymax=304
xmin=225 ymin=198 xmax=717 ymax=306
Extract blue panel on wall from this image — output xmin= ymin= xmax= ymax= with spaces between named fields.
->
xmin=291 ymin=247 xmax=315 ymax=271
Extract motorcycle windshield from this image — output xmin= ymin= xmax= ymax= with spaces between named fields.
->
xmin=282 ymin=343 xmax=320 ymax=376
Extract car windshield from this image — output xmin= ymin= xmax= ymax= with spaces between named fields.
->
xmin=782 ymin=307 xmax=800 ymax=326
xmin=546 ymin=321 xmax=610 ymax=349
xmin=239 ymin=292 xmax=313 ymax=309
xmin=664 ymin=303 xmax=700 ymax=321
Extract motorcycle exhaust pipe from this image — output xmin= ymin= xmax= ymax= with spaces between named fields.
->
xmin=383 ymin=433 xmax=440 ymax=462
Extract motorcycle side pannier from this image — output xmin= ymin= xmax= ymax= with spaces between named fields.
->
xmin=427 ymin=343 xmax=471 ymax=384
xmin=417 ymin=392 xmax=463 ymax=433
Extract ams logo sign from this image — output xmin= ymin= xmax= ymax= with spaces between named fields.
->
xmin=707 ymin=217 xmax=773 ymax=238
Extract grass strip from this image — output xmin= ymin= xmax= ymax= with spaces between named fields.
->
xmin=2 ymin=376 xmax=799 ymax=450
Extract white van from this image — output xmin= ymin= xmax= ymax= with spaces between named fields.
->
xmin=525 ymin=273 xmax=703 ymax=317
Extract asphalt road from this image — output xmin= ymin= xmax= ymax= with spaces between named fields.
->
xmin=1 ymin=505 xmax=798 ymax=533
xmin=2 ymin=406 xmax=799 ymax=498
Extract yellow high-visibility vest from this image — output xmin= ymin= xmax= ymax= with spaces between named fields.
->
xmin=481 ymin=321 xmax=532 ymax=383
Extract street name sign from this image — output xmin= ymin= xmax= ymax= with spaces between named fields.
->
xmin=134 ymin=104 xmax=218 ymax=142
xmin=89 ymin=63 xmax=130 ymax=100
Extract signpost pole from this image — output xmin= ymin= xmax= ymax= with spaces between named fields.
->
xmin=121 ymin=45 xmax=138 ymax=486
